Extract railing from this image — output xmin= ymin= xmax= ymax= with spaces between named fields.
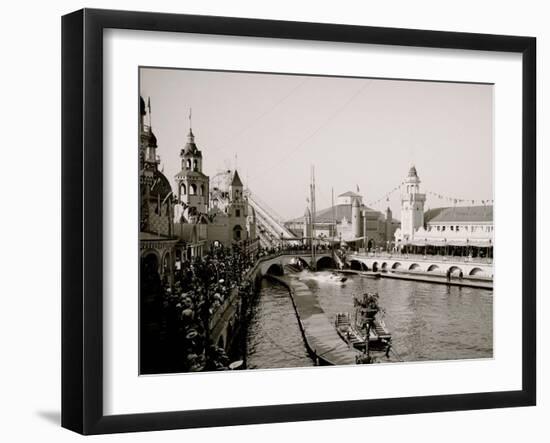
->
xmin=348 ymin=251 xmax=493 ymax=265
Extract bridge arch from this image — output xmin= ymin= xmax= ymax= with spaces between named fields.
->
xmin=408 ymin=263 xmax=420 ymax=271
xmin=349 ymin=259 xmax=366 ymax=271
xmin=448 ymin=266 xmax=463 ymax=275
xmin=392 ymin=262 xmax=402 ymax=270
xmin=266 ymin=263 xmax=284 ymax=276
xmin=427 ymin=264 xmax=440 ymax=272
xmin=295 ymin=257 xmax=311 ymax=270
xmin=381 ymin=262 xmax=388 ymax=271
xmin=317 ymin=255 xmax=336 ymax=270
xmin=469 ymin=267 xmax=485 ymax=276
xmin=372 ymin=261 xmax=379 ymax=272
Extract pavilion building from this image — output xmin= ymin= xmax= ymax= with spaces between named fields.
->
xmin=393 ymin=166 xmax=493 ymax=258
xmin=286 ymin=191 xmax=400 ymax=250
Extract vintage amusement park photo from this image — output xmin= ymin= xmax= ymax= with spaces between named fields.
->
xmin=138 ymin=67 xmax=494 ymax=375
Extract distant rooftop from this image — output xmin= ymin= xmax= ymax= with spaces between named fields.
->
xmin=338 ymin=191 xmax=361 ymax=198
xmin=288 ymin=203 xmax=378 ymax=224
xmin=425 ymin=205 xmax=493 ymax=224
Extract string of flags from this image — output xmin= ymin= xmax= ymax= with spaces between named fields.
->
xmin=365 ymin=183 xmax=402 ymax=207
xmin=425 ymin=190 xmax=494 ymax=206
xmin=363 ymin=183 xmax=494 ymax=209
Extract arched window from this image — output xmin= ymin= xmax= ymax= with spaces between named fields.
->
xmin=233 ymin=225 xmax=242 ymax=241
xmin=186 ymin=159 xmax=191 ymax=169
xmin=200 ymin=184 xmax=205 ymax=196
xmin=162 ymin=252 xmax=170 ymax=275
xmin=193 ymin=159 xmax=198 ymax=171
xmin=190 ymin=184 xmax=197 ymax=195
xmin=181 ymin=183 xmax=186 ymax=195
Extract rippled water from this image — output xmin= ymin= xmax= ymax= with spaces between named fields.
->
xmin=246 ymin=279 xmax=314 ymax=369
xmin=246 ymin=271 xmax=493 ymax=368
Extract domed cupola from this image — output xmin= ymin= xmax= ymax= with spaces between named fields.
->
xmin=140 ymin=96 xmax=159 ymax=166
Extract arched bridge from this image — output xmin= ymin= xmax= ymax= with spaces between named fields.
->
xmin=346 ymin=253 xmax=493 ymax=278
xmin=208 ymin=250 xmax=336 ymax=353
xmin=257 ymin=251 xmax=336 ymax=277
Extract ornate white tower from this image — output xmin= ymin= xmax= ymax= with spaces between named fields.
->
xmin=400 ymin=165 xmax=426 ymax=241
xmin=174 ymin=125 xmax=210 ymax=222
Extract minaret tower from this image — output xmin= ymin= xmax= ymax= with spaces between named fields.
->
xmin=174 ymin=110 xmax=209 ymax=222
xmin=400 ymin=165 xmax=426 ymax=241
xmin=228 ymin=170 xmax=248 ymax=242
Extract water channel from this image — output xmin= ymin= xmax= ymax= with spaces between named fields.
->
xmin=246 ymin=270 xmax=493 ymax=368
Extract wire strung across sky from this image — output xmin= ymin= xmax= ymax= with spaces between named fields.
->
xmin=248 ymin=79 xmax=373 ymax=185
xmin=207 ymin=77 xmax=310 ymax=156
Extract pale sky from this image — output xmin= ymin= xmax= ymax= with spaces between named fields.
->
xmin=140 ymin=68 xmax=493 ymax=221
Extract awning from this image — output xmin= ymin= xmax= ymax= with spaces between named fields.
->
xmin=404 ymin=239 xmax=493 ymax=247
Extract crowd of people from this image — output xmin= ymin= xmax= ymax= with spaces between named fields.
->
xmin=141 ymin=241 xmax=346 ymax=373
xmin=141 ymin=244 xmax=257 ymax=374
xmin=257 ymin=241 xmax=334 ymax=256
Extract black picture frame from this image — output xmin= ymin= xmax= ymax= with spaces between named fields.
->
xmin=62 ymin=8 xmax=536 ymax=435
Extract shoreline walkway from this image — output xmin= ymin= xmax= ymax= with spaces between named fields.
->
xmin=268 ymin=275 xmax=358 ymax=366
xmin=382 ymin=271 xmax=493 ymax=290
xmin=337 ymin=269 xmax=493 ymax=290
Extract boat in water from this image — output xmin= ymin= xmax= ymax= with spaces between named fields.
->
xmin=334 ymin=292 xmax=392 ymax=352
xmin=338 ymin=269 xmax=381 ymax=279
xmin=359 ymin=271 xmax=381 ymax=279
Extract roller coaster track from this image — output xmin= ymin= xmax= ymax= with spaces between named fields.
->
xmin=247 ymin=192 xmax=299 ymax=248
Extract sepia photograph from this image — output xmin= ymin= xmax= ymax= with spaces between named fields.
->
xmin=138 ymin=67 xmax=494 ymax=375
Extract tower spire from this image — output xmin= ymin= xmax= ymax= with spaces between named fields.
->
xmin=186 ymin=108 xmax=195 ymax=143
xmin=147 ymin=97 xmax=152 ymax=130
